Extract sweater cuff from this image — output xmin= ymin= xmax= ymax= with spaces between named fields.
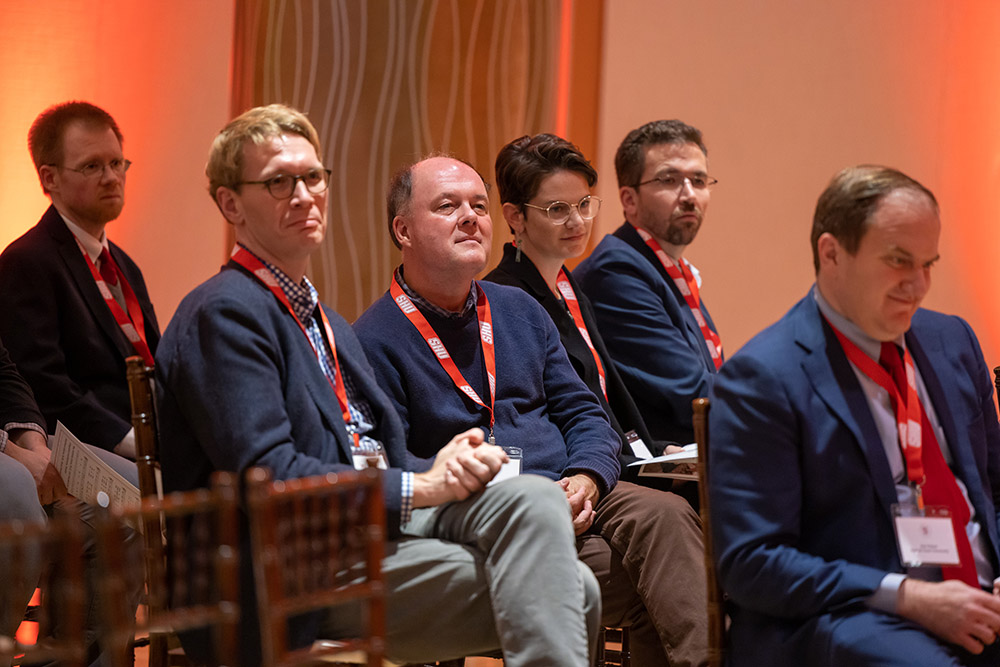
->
xmin=0 ymin=422 xmax=47 ymax=454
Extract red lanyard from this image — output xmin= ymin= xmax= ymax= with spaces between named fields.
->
xmin=230 ymin=247 xmax=355 ymax=438
xmin=555 ymin=268 xmax=607 ymax=399
xmin=826 ymin=320 xmax=926 ymax=502
xmin=390 ymin=275 xmax=496 ymax=442
xmin=75 ymin=240 xmax=154 ymax=366
xmin=633 ymin=226 xmax=722 ymax=369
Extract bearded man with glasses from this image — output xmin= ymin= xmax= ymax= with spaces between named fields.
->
xmin=576 ymin=119 xmax=723 ymax=446
xmin=0 ymin=101 xmax=159 ymax=460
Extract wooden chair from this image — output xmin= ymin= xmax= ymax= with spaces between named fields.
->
xmin=0 ymin=506 xmax=88 ymax=667
xmin=693 ymin=397 xmax=726 ymax=667
xmin=127 ymin=353 xmax=189 ymax=667
xmin=245 ymin=466 xmax=386 ymax=667
xmin=94 ymin=471 xmax=241 ymax=667
xmin=126 ymin=354 xmax=161 ymax=501
xmin=596 ymin=626 xmax=630 ymax=666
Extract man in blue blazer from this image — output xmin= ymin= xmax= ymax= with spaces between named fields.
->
xmin=0 ymin=101 xmax=159 ymax=456
xmin=156 ymin=104 xmax=600 ymax=667
xmin=710 ymin=165 xmax=1000 ymax=666
xmin=575 ymin=119 xmax=722 ymax=444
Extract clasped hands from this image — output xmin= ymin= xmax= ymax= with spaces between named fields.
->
xmin=413 ymin=428 xmax=508 ymax=507
xmin=412 ymin=430 xmax=601 ymax=537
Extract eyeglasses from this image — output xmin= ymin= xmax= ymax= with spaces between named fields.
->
xmin=523 ymin=195 xmax=602 ymax=224
xmin=239 ymin=168 xmax=332 ymax=199
xmin=55 ymin=158 xmax=132 ymax=179
xmin=635 ymin=172 xmax=717 ymax=191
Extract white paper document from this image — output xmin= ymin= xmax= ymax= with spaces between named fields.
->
xmin=50 ymin=421 xmax=141 ymax=512
xmin=629 ymin=443 xmax=698 ymax=481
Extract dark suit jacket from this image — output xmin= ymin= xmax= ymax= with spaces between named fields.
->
xmin=0 ymin=205 xmax=159 ymax=449
xmin=156 ymin=260 xmax=408 ymax=667
xmin=708 ymin=292 xmax=1000 ymax=665
xmin=484 ymin=243 xmax=670 ymax=487
xmin=574 ymin=222 xmax=721 ymax=444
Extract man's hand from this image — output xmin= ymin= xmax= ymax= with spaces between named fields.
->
xmin=897 ymin=578 xmax=1000 ymax=653
xmin=413 ymin=428 xmax=508 ymax=508
xmin=557 ymin=473 xmax=600 ymax=535
xmin=5 ymin=429 xmax=69 ymax=505
xmin=663 ymin=444 xmax=698 ymax=477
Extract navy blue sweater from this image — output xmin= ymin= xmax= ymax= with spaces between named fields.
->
xmin=354 ymin=280 xmax=621 ymax=495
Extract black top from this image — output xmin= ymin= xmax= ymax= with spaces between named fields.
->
xmin=484 ymin=242 xmax=672 ymax=488
xmin=0 ymin=335 xmax=45 ymax=431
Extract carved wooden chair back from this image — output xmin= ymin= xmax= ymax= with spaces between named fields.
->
xmin=245 ymin=467 xmax=386 ymax=667
xmin=1 ymin=506 xmax=87 ymax=667
xmin=95 ymin=471 xmax=241 ymax=667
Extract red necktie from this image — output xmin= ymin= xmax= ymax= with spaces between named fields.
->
xmin=98 ymin=247 xmax=119 ymax=287
xmin=880 ymin=342 xmax=979 ymax=587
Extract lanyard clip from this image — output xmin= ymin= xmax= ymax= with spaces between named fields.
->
xmin=912 ymin=476 xmax=926 ymax=511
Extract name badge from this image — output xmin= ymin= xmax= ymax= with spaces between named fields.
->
xmin=625 ymin=430 xmax=653 ymax=459
xmin=489 ymin=446 xmax=522 ymax=486
xmin=891 ymin=503 xmax=961 ymax=567
xmin=352 ymin=452 xmax=388 ymax=471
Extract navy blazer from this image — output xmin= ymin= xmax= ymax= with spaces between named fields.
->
xmin=0 ymin=205 xmax=159 ymax=449
xmin=484 ymin=243 xmax=671 ymax=487
xmin=708 ymin=292 xmax=1000 ymax=665
xmin=574 ymin=222 xmax=721 ymax=444
xmin=156 ymin=260 xmax=409 ymax=666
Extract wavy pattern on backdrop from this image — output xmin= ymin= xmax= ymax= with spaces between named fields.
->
xmin=231 ymin=0 xmax=599 ymax=320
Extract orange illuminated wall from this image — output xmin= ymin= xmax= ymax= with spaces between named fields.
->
xmin=597 ymin=0 xmax=1000 ymax=368
xmin=0 ymin=0 xmax=234 ymax=326
xmin=1 ymin=1 xmax=997 ymax=367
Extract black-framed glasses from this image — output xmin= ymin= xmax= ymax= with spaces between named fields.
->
xmin=635 ymin=172 xmax=717 ymax=191
xmin=239 ymin=168 xmax=332 ymax=199
xmin=523 ymin=195 xmax=602 ymax=224
xmin=55 ymin=158 xmax=131 ymax=179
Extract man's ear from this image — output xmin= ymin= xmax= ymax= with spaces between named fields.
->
xmin=816 ymin=232 xmax=841 ymax=269
xmin=619 ymin=185 xmax=638 ymax=221
xmin=501 ymin=202 xmax=526 ymax=236
xmin=392 ymin=215 xmax=411 ymax=248
xmin=215 ymin=187 xmax=243 ymax=226
xmin=39 ymin=165 xmax=59 ymax=195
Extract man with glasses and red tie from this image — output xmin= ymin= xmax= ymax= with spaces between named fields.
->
xmin=709 ymin=165 xmax=1000 ymax=666
xmin=575 ymin=119 xmax=723 ymax=446
xmin=0 ymin=101 xmax=159 ymax=459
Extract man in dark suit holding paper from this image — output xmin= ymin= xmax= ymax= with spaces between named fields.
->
xmin=0 ymin=101 xmax=159 ymax=457
xmin=710 ymin=164 xmax=1000 ymax=666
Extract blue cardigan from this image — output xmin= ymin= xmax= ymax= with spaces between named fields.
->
xmin=354 ymin=280 xmax=622 ymax=495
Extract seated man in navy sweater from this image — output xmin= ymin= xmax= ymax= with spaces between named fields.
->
xmin=354 ymin=155 xmax=709 ymax=667
xmin=156 ymin=105 xmax=600 ymax=667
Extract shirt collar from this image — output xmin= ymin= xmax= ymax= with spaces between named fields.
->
xmin=813 ymin=283 xmax=905 ymax=361
xmin=393 ymin=266 xmax=478 ymax=319
xmin=238 ymin=244 xmax=319 ymax=322
xmin=60 ymin=212 xmax=108 ymax=263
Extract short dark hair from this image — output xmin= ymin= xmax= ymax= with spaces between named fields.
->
xmin=495 ymin=133 xmax=597 ymax=206
xmin=614 ymin=119 xmax=706 ymax=189
xmin=28 ymin=101 xmax=123 ymax=192
xmin=386 ymin=154 xmax=489 ymax=249
xmin=811 ymin=164 xmax=938 ymax=273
